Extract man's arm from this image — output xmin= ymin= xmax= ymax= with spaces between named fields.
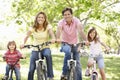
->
xmin=77 ymin=22 xmax=87 ymax=41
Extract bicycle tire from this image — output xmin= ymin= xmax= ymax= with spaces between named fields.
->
xmin=91 ymin=73 xmax=97 ymax=80
xmin=67 ymin=66 xmax=76 ymax=80
xmin=36 ymin=62 xmax=47 ymax=80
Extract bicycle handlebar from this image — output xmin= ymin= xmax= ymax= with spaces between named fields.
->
xmin=24 ymin=41 xmax=52 ymax=49
xmin=61 ymin=41 xmax=85 ymax=47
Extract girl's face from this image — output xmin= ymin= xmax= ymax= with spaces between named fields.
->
xmin=63 ymin=11 xmax=73 ymax=23
xmin=9 ymin=43 xmax=16 ymax=51
xmin=37 ymin=14 xmax=45 ymax=25
xmin=89 ymin=30 xmax=96 ymax=40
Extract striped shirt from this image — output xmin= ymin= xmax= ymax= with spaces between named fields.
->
xmin=3 ymin=50 xmax=22 ymax=68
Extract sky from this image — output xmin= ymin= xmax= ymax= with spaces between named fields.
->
xmin=0 ymin=0 xmax=20 ymax=41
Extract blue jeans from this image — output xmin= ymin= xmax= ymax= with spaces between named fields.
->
xmin=5 ymin=64 xmax=21 ymax=80
xmin=61 ymin=43 xmax=82 ymax=80
xmin=28 ymin=48 xmax=54 ymax=80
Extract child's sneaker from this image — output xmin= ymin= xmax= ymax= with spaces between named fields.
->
xmin=85 ymin=69 xmax=91 ymax=76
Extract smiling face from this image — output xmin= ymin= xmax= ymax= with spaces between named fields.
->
xmin=89 ymin=30 xmax=96 ymax=40
xmin=9 ymin=43 xmax=16 ymax=51
xmin=7 ymin=41 xmax=16 ymax=51
xmin=37 ymin=13 xmax=45 ymax=25
xmin=63 ymin=10 xmax=73 ymax=23
xmin=33 ymin=12 xmax=48 ymax=31
xmin=87 ymin=27 xmax=98 ymax=42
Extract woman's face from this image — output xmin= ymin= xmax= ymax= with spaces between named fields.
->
xmin=9 ymin=43 xmax=15 ymax=51
xmin=63 ymin=11 xmax=73 ymax=23
xmin=37 ymin=14 xmax=45 ymax=25
xmin=89 ymin=30 xmax=96 ymax=40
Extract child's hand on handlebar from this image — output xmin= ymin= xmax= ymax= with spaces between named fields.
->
xmin=105 ymin=47 xmax=110 ymax=52
xmin=85 ymin=41 xmax=90 ymax=46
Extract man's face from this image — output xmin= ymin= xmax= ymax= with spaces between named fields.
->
xmin=63 ymin=11 xmax=73 ymax=22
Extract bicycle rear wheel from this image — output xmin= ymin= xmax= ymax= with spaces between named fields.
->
xmin=67 ymin=67 xmax=76 ymax=80
xmin=36 ymin=62 xmax=47 ymax=80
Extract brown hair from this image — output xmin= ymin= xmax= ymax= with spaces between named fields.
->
xmin=87 ymin=27 xmax=99 ymax=43
xmin=62 ymin=7 xmax=73 ymax=16
xmin=33 ymin=12 xmax=48 ymax=32
xmin=7 ymin=40 xmax=16 ymax=50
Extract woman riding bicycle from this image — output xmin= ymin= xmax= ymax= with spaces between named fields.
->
xmin=20 ymin=12 xmax=55 ymax=80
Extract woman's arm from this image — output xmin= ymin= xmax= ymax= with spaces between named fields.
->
xmin=48 ymin=29 xmax=55 ymax=40
xmin=23 ymin=31 xmax=31 ymax=44
xmin=56 ymin=25 xmax=62 ymax=42
xmin=20 ymin=30 xmax=32 ymax=48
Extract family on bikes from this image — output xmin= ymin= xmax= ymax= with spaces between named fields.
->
xmin=2 ymin=7 xmax=109 ymax=80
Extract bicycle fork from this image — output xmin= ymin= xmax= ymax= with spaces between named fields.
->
xmin=91 ymin=60 xmax=99 ymax=80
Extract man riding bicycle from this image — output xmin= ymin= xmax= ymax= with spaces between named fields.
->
xmin=56 ymin=7 xmax=88 ymax=80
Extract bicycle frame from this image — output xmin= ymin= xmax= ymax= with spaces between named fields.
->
xmin=62 ymin=42 xmax=85 ymax=80
xmin=89 ymin=51 xmax=106 ymax=80
xmin=67 ymin=45 xmax=76 ymax=80
xmin=2 ymin=58 xmax=23 ymax=80
xmin=24 ymin=41 xmax=51 ymax=80
xmin=91 ymin=58 xmax=99 ymax=80
xmin=9 ymin=60 xmax=19 ymax=80
xmin=36 ymin=49 xmax=47 ymax=80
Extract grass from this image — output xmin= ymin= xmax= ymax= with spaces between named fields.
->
xmin=0 ymin=51 xmax=120 ymax=80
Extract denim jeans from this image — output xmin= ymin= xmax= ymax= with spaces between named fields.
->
xmin=61 ymin=43 xmax=82 ymax=80
xmin=5 ymin=64 xmax=21 ymax=80
xmin=28 ymin=48 xmax=54 ymax=80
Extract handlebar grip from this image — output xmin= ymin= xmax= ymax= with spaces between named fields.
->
xmin=24 ymin=45 xmax=31 ymax=48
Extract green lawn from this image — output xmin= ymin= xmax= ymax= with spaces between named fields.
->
xmin=0 ymin=52 xmax=120 ymax=80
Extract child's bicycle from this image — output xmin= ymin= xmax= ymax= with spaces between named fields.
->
xmin=24 ymin=41 xmax=52 ymax=80
xmin=61 ymin=42 xmax=85 ymax=80
xmin=85 ymin=50 xmax=106 ymax=80
xmin=90 ymin=56 xmax=99 ymax=80
xmin=2 ymin=57 xmax=25 ymax=80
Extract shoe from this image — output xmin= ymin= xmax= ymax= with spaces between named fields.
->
xmin=85 ymin=69 xmax=91 ymax=76
xmin=60 ymin=75 xmax=67 ymax=80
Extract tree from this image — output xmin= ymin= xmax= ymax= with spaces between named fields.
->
xmin=1 ymin=0 xmax=120 ymax=52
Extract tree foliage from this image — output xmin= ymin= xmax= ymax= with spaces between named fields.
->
xmin=2 ymin=0 xmax=120 ymax=51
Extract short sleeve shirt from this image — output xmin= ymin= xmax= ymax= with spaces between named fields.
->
xmin=58 ymin=17 xmax=81 ymax=44
xmin=90 ymin=41 xmax=102 ymax=55
xmin=30 ymin=24 xmax=52 ymax=45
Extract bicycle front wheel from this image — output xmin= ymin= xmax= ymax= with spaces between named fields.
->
xmin=91 ymin=73 xmax=98 ymax=80
xmin=36 ymin=62 xmax=47 ymax=80
xmin=67 ymin=67 xmax=76 ymax=80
